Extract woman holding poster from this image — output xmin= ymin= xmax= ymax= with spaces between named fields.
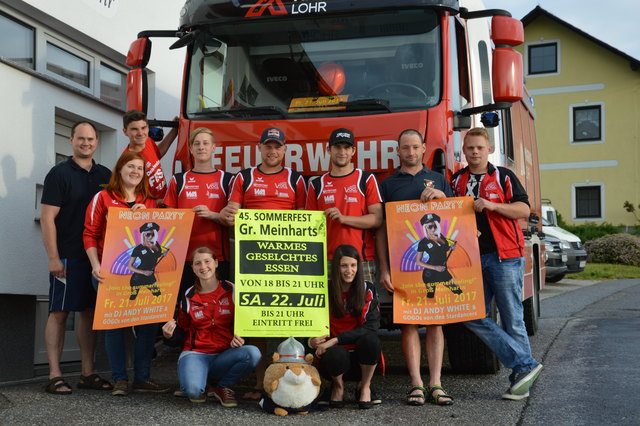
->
xmin=309 ymin=245 xmax=382 ymax=410
xmin=84 ymin=151 xmax=169 ymax=396
xmin=416 ymin=213 xmax=462 ymax=298
xmin=162 ymin=247 xmax=261 ymax=407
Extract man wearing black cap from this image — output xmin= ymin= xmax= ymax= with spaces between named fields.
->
xmin=219 ymin=127 xmax=306 ymax=400
xmin=376 ymin=129 xmax=454 ymax=406
xmin=306 ymin=128 xmax=382 ymax=282
xmin=222 ymin=127 xmax=306 ymax=224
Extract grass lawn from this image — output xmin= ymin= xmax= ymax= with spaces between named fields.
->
xmin=567 ymin=263 xmax=640 ymax=280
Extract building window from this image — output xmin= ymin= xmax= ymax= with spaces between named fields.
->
xmin=46 ymin=42 xmax=90 ymax=87
xmin=574 ymin=184 xmax=603 ymax=220
xmin=0 ymin=12 xmax=35 ymax=68
xmin=100 ymin=63 xmax=126 ymax=107
xmin=572 ymin=105 xmax=601 ymax=142
xmin=528 ymin=42 xmax=557 ymax=75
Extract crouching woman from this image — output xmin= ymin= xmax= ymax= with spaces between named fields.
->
xmin=162 ymin=247 xmax=260 ymax=407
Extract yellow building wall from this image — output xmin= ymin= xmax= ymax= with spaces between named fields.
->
xmin=518 ymin=16 xmax=640 ymax=226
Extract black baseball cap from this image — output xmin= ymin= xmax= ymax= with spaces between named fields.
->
xmin=328 ymin=128 xmax=354 ymax=146
xmin=140 ymin=222 xmax=160 ymax=233
xmin=420 ymin=213 xmax=441 ymax=225
xmin=260 ymin=127 xmax=285 ymax=145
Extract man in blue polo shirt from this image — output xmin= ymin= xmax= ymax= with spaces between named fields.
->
xmin=41 ymin=121 xmax=112 ymax=395
xmin=376 ymin=129 xmax=454 ymax=407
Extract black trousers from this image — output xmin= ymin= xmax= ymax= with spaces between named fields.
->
xmin=319 ymin=332 xmax=381 ymax=381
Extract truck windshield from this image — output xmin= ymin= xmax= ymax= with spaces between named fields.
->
xmin=185 ymin=9 xmax=441 ymax=119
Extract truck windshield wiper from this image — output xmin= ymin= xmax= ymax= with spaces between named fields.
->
xmin=339 ymin=98 xmax=393 ymax=113
xmin=192 ymin=105 xmax=288 ymax=119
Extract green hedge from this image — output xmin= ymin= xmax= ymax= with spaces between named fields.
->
xmin=556 ymin=212 xmax=621 ymax=242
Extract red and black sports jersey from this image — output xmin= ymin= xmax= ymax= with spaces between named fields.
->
xmin=330 ymin=280 xmax=380 ymax=349
xmin=83 ymin=190 xmax=158 ymax=258
xmin=228 ymin=166 xmax=306 ymax=210
xmin=123 ymin=138 xmax=166 ymax=199
xmin=163 ymin=170 xmax=233 ymax=261
xmin=306 ymin=169 xmax=382 ymax=260
xmin=174 ymin=281 xmax=235 ymax=354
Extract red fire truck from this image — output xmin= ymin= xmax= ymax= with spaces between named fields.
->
xmin=126 ymin=0 xmax=545 ymax=373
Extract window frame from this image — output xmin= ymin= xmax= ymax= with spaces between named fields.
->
xmin=0 ymin=10 xmax=36 ymax=69
xmin=572 ymin=182 xmax=605 ymax=221
xmin=525 ymin=40 xmax=560 ymax=78
xmin=99 ymin=62 xmax=127 ymax=108
xmin=42 ymin=35 xmax=94 ymax=92
xmin=569 ymin=102 xmax=604 ymax=144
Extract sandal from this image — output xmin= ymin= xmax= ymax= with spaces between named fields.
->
xmin=428 ymin=385 xmax=454 ymax=406
xmin=77 ymin=374 xmax=113 ymax=390
xmin=406 ymin=385 xmax=426 ymax=406
xmin=45 ymin=376 xmax=72 ymax=395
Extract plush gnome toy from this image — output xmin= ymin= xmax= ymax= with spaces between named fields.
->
xmin=259 ymin=337 xmax=321 ymax=416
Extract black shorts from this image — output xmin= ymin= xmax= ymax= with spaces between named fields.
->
xmin=48 ymin=257 xmax=96 ymax=312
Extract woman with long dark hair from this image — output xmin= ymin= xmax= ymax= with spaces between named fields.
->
xmin=309 ymin=244 xmax=381 ymax=409
xmin=84 ymin=151 xmax=169 ymax=396
xmin=162 ymin=247 xmax=260 ymax=407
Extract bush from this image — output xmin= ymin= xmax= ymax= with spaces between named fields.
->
xmin=585 ymin=234 xmax=640 ymax=266
xmin=556 ymin=212 xmax=620 ymax=242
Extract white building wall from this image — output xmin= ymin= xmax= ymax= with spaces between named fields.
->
xmin=0 ymin=0 xmax=186 ymax=295
xmin=0 ymin=61 xmax=127 ymax=295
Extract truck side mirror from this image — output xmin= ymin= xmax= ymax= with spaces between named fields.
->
xmin=491 ymin=16 xmax=523 ymax=103
xmin=126 ymin=37 xmax=152 ymax=112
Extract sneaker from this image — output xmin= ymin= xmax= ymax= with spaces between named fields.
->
xmin=173 ymin=388 xmax=186 ymax=398
xmin=211 ymin=386 xmax=238 ymax=408
xmin=502 ymin=389 xmax=530 ymax=401
xmin=189 ymin=393 xmax=206 ymax=403
xmin=132 ymin=380 xmax=171 ymax=393
xmin=510 ymin=364 xmax=543 ymax=395
xmin=111 ymin=380 xmax=129 ymax=396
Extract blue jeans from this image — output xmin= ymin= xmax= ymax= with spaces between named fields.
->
xmin=178 ymin=346 xmax=261 ymax=398
xmin=92 ymin=277 xmax=159 ymax=382
xmin=104 ymin=323 xmax=159 ymax=382
xmin=464 ymin=253 xmax=539 ymax=374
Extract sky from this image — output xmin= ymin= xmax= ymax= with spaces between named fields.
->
xmin=482 ymin=0 xmax=640 ymax=59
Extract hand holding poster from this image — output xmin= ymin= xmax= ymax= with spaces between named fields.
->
xmin=234 ymin=209 xmax=329 ymax=337
xmin=93 ymin=208 xmax=194 ymax=330
xmin=385 ymin=197 xmax=485 ymax=325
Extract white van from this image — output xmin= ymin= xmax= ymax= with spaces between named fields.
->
xmin=541 ymin=204 xmax=587 ymax=274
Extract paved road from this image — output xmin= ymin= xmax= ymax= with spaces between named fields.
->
xmin=1 ymin=278 xmax=638 ymax=425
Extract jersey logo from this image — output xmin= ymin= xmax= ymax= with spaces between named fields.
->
xmin=485 ymin=182 xmax=498 ymax=191
xmin=206 ymin=182 xmax=219 ymax=190
xmin=324 ymin=195 xmax=335 ymax=204
xmin=220 ymin=309 xmax=231 ymax=315
xmin=275 ymin=181 xmax=288 ymax=189
xmin=194 ymin=310 xmax=204 ymax=319
xmin=344 ymin=194 xmax=358 ymax=203
xmin=277 ymin=191 xmax=289 ymax=198
xmin=207 ymin=192 xmax=219 ymax=199
xmin=424 ymin=179 xmax=434 ymax=188
xmin=186 ymin=191 xmax=197 ymax=199
xmin=254 ymin=188 xmax=266 ymax=196
xmin=344 ymin=184 xmax=358 ymax=193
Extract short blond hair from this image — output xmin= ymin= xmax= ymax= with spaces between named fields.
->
xmin=463 ymin=127 xmax=490 ymax=144
xmin=188 ymin=127 xmax=215 ymax=147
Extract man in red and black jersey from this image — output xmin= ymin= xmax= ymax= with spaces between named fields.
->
xmin=122 ymin=110 xmax=178 ymax=199
xmin=306 ymin=128 xmax=382 ymax=282
xmin=218 ymin=127 xmax=306 ymax=400
xmin=220 ymin=127 xmax=306 ymax=224
xmin=163 ymin=128 xmax=233 ymax=299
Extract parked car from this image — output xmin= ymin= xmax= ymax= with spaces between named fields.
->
xmin=544 ymin=236 xmax=568 ymax=283
xmin=541 ymin=204 xmax=588 ymax=274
